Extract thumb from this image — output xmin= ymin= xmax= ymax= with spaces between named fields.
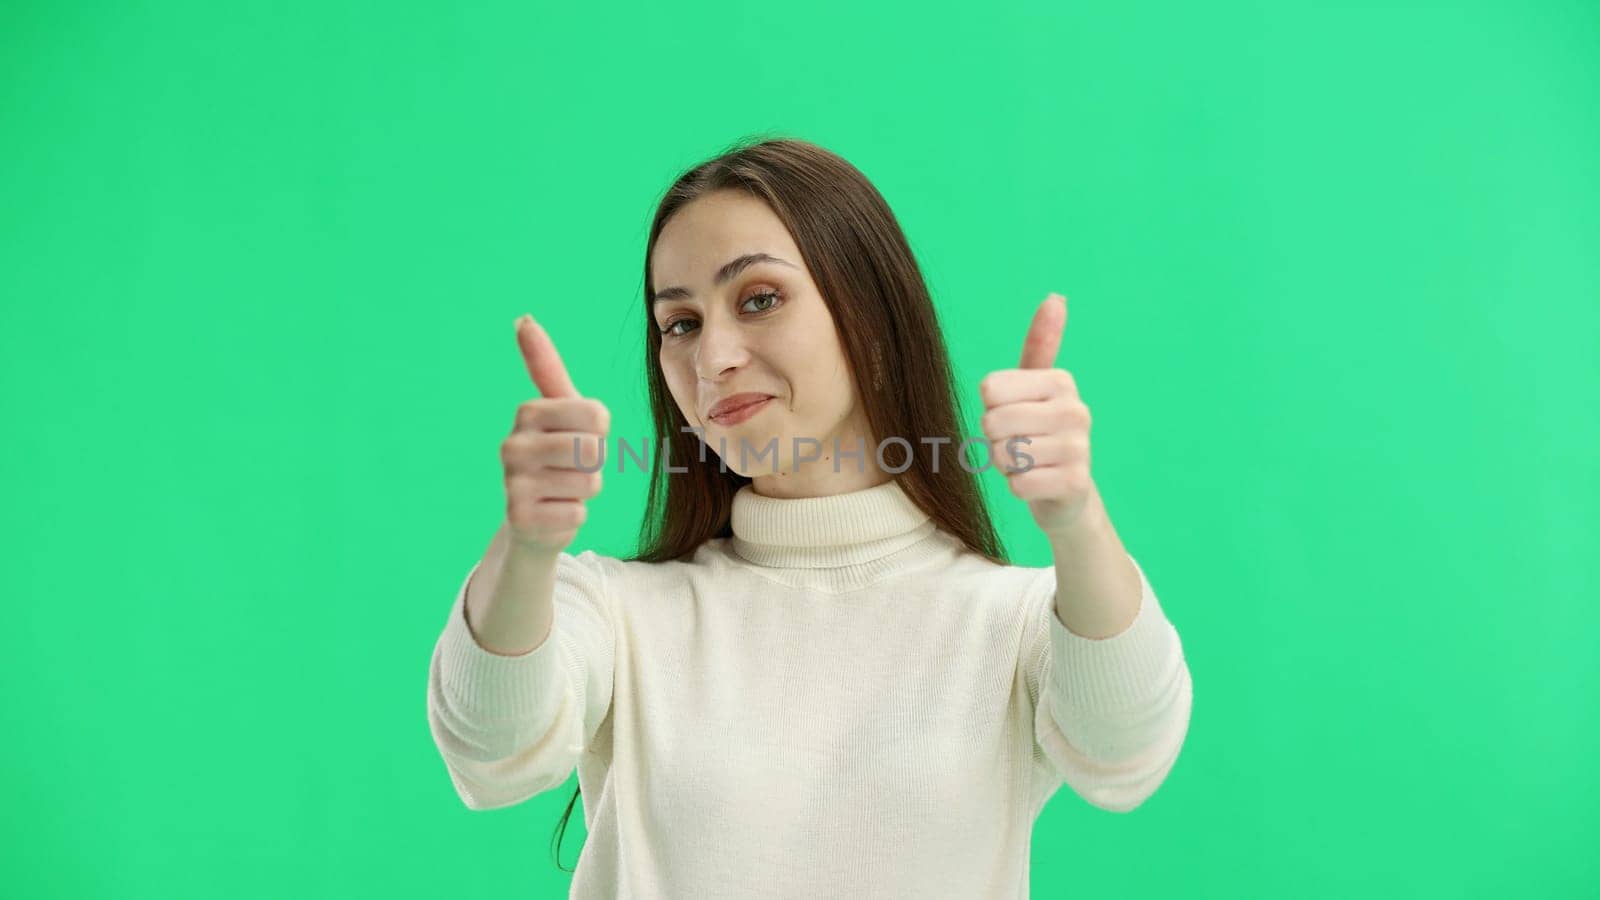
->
xmin=514 ymin=314 xmax=581 ymax=399
xmin=1018 ymin=293 xmax=1067 ymax=370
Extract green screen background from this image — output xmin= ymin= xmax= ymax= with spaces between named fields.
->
xmin=3 ymin=1 xmax=1596 ymax=897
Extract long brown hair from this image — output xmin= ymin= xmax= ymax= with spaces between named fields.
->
xmin=551 ymin=134 xmax=1011 ymax=873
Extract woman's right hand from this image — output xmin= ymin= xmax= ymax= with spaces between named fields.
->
xmin=502 ymin=314 xmax=609 ymax=555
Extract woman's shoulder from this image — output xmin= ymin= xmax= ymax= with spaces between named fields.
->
xmin=555 ymin=538 xmax=741 ymax=585
xmin=931 ymin=531 xmax=1055 ymax=603
xmin=799 ymin=526 xmax=1053 ymax=605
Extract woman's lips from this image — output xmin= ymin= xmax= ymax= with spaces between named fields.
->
xmin=708 ymin=395 xmax=774 ymax=426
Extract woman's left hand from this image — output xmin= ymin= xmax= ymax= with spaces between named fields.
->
xmin=978 ymin=293 xmax=1096 ymax=535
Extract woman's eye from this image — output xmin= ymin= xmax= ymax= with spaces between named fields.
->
xmin=742 ymin=289 xmax=783 ymax=313
xmin=659 ymin=290 xmax=783 ymax=338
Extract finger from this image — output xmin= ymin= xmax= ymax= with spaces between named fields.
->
xmin=507 ymin=497 xmax=587 ymax=535
xmin=506 ymin=468 xmax=603 ymax=501
xmin=515 ymin=314 xmax=581 ymax=399
xmin=989 ymin=434 xmax=1079 ymax=469
xmin=1018 ymin=293 xmax=1067 ymax=370
xmin=980 ymin=400 xmax=1078 ymax=441
xmin=1005 ymin=464 xmax=1087 ymax=500
xmin=979 ymin=368 xmax=1076 ymax=407
xmin=502 ymin=431 xmax=607 ymax=473
xmin=513 ymin=398 xmax=609 ymax=435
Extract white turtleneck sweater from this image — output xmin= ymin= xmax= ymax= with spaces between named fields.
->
xmin=426 ymin=479 xmax=1192 ymax=899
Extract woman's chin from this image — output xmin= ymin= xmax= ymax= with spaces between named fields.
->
xmin=703 ymin=425 xmax=793 ymax=474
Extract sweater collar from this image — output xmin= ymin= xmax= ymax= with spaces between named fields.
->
xmin=729 ymin=478 xmax=938 ymax=569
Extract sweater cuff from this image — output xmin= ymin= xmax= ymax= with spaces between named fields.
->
xmin=436 ymin=562 xmax=567 ymax=726
xmin=1045 ymin=554 xmax=1182 ymax=715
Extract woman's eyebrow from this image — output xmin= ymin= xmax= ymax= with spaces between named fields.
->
xmin=651 ymin=253 xmax=797 ymax=304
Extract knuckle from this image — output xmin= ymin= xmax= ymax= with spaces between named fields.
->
xmin=578 ymin=435 xmax=603 ymax=467
xmin=1066 ymin=468 xmax=1090 ymax=493
xmin=500 ymin=436 xmax=527 ymax=466
xmin=562 ymin=502 xmax=587 ymax=525
xmin=505 ymin=496 xmax=529 ymax=521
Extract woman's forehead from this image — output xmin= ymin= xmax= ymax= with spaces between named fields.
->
xmin=654 ymin=203 xmax=802 ymax=286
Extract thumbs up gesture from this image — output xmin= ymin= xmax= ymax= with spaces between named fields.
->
xmin=502 ymin=314 xmax=611 ymax=554
xmin=978 ymin=293 xmax=1095 ymax=536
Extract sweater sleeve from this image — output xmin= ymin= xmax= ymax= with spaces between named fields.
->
xmin=1020 ymin=553 xmax=1193 ymax=813
xmin=426 ymin=549 xmax=617 ymax=811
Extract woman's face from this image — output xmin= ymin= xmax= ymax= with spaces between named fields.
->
xmin=650 ymin=190 xmax=877 ymax=494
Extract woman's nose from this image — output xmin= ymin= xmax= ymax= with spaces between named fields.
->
xmin=693 ymin=316 xmax=751 ymax=380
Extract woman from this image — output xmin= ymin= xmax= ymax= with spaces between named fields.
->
xmin=426 ymin=137 xmax=1193 ymax=898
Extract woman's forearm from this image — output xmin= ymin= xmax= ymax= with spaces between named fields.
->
xmin=463 ymin=520 xmax=562 ymax=656
xmin=1046 ymin=480 xmax=1143 ymax=640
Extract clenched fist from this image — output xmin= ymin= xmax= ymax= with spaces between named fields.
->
xmin=502 ymin=314 xmax=610 ymax=554
xmin=978 ymin=293 xmax=1095 ymax=535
